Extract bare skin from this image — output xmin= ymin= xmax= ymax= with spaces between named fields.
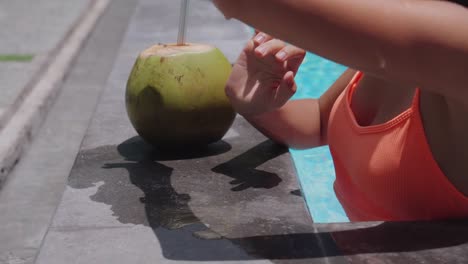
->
xmin=214 ymin=0 xmax=468 ymax=196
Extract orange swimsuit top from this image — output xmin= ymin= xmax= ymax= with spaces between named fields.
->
xmin=328 ymin=71 xmax=468 ymax=221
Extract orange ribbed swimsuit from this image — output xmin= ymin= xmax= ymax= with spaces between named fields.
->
xmin=328 ymin=71 xmax=468 ymax=221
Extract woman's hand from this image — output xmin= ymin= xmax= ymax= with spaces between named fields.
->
xmin=225 ymin=32 xmax=306 ymax=117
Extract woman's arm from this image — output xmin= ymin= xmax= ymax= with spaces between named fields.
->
xmin=245 ymin=68 xmax=356 ymax=149
xmin=215 ymin=0 xmax=468 ymax=103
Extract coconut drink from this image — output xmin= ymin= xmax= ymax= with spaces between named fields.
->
xmin=125 ymin=1 xmax=235 ymax=149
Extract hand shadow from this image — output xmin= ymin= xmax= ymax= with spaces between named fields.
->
xmin=212 ymin=139 xmax=286 ymax=191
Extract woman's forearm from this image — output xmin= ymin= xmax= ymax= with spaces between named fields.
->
xmin=220 ymin=0 xmax=468 ymax=97
xmin=242 ymin=68 xmax=357 ymax=149
xmin=244 ymin=99 xmax=323 ymax=150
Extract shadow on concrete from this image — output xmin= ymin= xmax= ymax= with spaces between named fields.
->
xmin=212 ymin=140 xmax=284 ymax=191
xmin=70 ymin=137 xmax=468 ymax=262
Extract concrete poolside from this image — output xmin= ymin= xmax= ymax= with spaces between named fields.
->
xmin=1 ymin=0 xmax=468 ymax=263
xmin=0 ymin=0 xmax=89 ymax=121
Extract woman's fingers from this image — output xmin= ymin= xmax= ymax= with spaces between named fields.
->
xmin=254 ymin=39 xmax=286 ymax=58
xmin=252 ymin=33 xmax=306 ymax=71
xmin=254 ymin=39 xmax=306 ymax=72
xmin=273 ymin=71 xmax=297 ymax=108
xmin=275 ymin=45 xmax=306 ymax=62
xmin=253 ymin=32 xmax=273 ymax=46
xmin=276 ymin=45 xmax=306 ymax=73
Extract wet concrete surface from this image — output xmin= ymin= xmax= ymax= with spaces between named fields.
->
xmin=56 ymin=117 xmax=341 ymax=263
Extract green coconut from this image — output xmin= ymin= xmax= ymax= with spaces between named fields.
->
xmin=125 ymin=43 xmax=236 ymax=149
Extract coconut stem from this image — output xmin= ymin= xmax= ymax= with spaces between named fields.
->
xmin=177 ymin=0 xmax=189 ymax=46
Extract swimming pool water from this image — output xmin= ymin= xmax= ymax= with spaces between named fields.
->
xmin=290 ymin=53 xmax=350 ymax=223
